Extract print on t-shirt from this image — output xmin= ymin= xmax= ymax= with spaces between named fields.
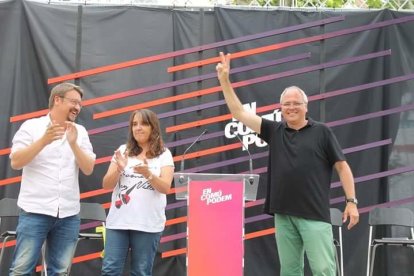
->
xmin=114 ymin=171 xmax=155 ymax=209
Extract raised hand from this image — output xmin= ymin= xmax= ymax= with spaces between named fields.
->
xmin=114 ymin=149 xmax=128 ymax=173
xmin=65 ymin=121 xmax=78 ymax=145
xmin=133 ymin=158 xmax=152 ymax=179
xmin=42 ymin=121 xmax=65 ymax=145
xmin=216 ymin=52 xmax=231 ymax=83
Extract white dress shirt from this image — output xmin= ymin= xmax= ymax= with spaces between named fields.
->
xmin=10 ymin=114 xmax=96 ymax=218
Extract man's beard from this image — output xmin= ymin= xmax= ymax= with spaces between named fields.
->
xmin=67 ymin=109 xmax=78 ymax=122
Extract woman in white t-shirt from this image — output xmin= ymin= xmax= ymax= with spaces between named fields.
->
xmin=101 ymin=109 xmax=174 ymax=276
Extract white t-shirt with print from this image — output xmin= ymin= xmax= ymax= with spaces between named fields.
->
xmin=106 ymin=144 xmax=174 ymax=233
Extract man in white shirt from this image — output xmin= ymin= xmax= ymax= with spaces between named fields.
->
xmin=9 ymin=82 xmax=96 ymax=276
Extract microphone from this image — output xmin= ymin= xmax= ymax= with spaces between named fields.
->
xmin=234 ymin=132 xmax=255 ymax=185
xmin=179 ymin=129 xmax=208 ymax=183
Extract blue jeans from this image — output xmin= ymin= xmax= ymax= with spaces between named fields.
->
xmin=9 ymin=210 xmax=80 ymax=276
xmin=102 ymin=229 xmax=162 ymax=276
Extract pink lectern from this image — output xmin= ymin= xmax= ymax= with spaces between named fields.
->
xmin=174 ymin=172 xmax=259 ymax=276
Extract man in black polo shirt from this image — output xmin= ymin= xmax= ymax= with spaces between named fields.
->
xmin=216 ymin=52 xmax=359 ymax=276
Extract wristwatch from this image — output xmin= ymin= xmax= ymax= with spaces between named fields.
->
xmin=346 ymin=198 xmax=358 ymax=205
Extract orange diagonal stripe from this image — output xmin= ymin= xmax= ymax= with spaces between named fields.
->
xmin=72 ymin=252 xmax=103 ymax=263
xmin=165 ymin=216 xmax=187 ymax=226
xmin=167 ymin=114 xmax=232 ymax=133
xmin=168 ymin=186 xmax=187 ymax=195
xmin=47 ymin=54 xmax=170 ymax=84
xmin=245 ymin=228 xmax=275 ymax=240
xmin=162 ymin=248 xmax=187 ymax=258
xmin=80 ymin=189 xmax=111 ymax=199
xmin=95 ymin=156 xmax=112 ymax=164
xmin=10 ymin=109 xmax=48 ymax=123
xmin=93 ymin=86 xmax=221 ymax=120
xmin=173 ymin=143 xmax=241 ymax=162
xmin=0 ymin=239 xmax=16 ymax=249
xmin=0 ymin=176 xmax=21 ymax=186
xmin=0 ymin=148 xmax=11 ymax=156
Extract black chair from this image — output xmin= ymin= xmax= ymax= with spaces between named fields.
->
xmin=366 ymin=207 xmax=414 ymax=276
xmin=330 ymin=208 xmax=343 ymax=276
xmin=66 ymin=202 xmax=106 ymax=275
xmin=0 ymin=198 xmax=19 ymax=270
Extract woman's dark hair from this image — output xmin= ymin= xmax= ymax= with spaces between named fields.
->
xmin=126 ymin=109 xmax=165 ymax=158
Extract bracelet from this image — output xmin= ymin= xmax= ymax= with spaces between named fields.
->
xmin=117 ymin=167 xmax=124 ymax=174
xmin=147 ymin=172 xmax=153 ymax=181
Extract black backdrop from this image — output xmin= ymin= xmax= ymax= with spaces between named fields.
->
xmin=1 ymin=1 xmax=414 ymax=275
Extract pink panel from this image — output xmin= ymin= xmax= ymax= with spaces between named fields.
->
xmin=187 ymin=180 xmax=244 ymax=276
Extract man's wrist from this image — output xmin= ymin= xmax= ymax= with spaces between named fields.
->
xmin=345 ymin=197 xmax=358 ymax=205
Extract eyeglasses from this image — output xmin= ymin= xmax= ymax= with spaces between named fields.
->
xmin=60 ymin=96 xmax=82 ymax=108
xmin=281 ymin=102 xmax=305 ymax=108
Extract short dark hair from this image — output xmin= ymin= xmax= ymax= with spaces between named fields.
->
xmin=48 ymin=83 xmax=84 ymax=109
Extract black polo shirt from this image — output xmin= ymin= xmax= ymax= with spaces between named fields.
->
xmin=259 ymin=117 xmax=345 ymax=223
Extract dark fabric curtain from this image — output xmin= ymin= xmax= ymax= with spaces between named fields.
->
xmin=1 ymin=1 xmax=414 ymax=275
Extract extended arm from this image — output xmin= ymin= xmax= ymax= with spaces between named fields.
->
xmin=216 ymin=52 xmax=262 ymax=134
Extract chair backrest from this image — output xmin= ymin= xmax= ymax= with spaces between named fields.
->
xmin=330 ymin=208 xmax=343 ymax=227
xmin=0 ymin=198 xmax=19 ymax=218
xmin=368 ymin=207 xmax=414 ymax=227
xmin=330 ymin=208 xmax=344 ymax=276
xmin=79 ymin=202 xmax=106 ymax=222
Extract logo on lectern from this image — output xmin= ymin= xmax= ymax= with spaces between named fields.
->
xmin=200 ymin=188 xmax=232 ymax=205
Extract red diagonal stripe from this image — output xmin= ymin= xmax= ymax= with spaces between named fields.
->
xmin=172 ymin=142 xmax=241 ymax=162
xmin=93 ymin=86 xmax=220 ymax=120
xmin=0 ymin=176 xmax=22 ymax=186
